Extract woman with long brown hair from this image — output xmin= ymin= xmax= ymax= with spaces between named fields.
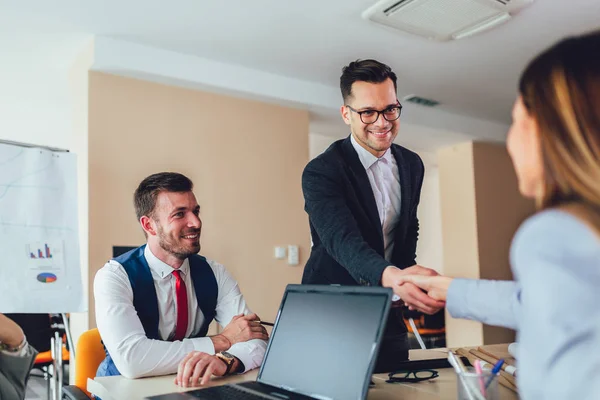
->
xmin=399 ymin=30 xmax=600 ymax=399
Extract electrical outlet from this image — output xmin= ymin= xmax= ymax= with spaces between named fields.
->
xmin=287 ymin=245 xmax=299 ymax=266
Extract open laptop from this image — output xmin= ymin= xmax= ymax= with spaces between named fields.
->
xmin=147 ymin=284 xmax=392 ymax=400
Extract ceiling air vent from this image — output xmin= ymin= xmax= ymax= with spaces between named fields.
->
xmin=403 ymin=95 xmax=440 ymax=107
xmin=363 ymin=0 xmax=534 ymax=41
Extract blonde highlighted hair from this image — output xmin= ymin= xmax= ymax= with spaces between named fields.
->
xmin=519 ymin=30 xmax=600 ymax=235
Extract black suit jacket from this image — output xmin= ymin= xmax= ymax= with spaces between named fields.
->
xmin=301 ymin=136 xmax=425 ymax=287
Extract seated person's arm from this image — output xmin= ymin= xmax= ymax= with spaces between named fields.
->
xmin=0 ymin=314 xmax=25 ymax=350
xmin=175 ymin=261 xmax=268 ymax=387
xmin=447 ymin=278 xmax=520 ymax=330
xmin=0 ymin=313 xmax=37 ymax=400
xmin=211 ymin=261 xmax=268 ymax=372
xmin=95 ymin=263 xmax=227 ymax=379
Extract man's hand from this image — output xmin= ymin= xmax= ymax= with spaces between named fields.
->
xmin=381 ymin=265 xmax=446 ymax=315
xmin=397 ymin=275 xmax=453 ymax=302
xmin=221 ymin=313 xmax=269 ymax=347
xmin=175 ymin=351 xmax=227 ymax=387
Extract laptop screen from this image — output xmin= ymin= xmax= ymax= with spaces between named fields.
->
xmin=257 ymin=286 xmax=391 ymax=400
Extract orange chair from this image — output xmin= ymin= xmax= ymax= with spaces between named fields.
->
xmin=62 ymin=328 xmax=106 ymax=399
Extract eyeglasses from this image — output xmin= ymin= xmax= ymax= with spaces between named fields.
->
xmin=345 ymin=103 xmax=402 ymax=124
xmin=386 ymin=369 xmax=439 ymax=384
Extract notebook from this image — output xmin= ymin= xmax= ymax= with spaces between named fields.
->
xmin=147 ymin=284 xmax=393 ymax=400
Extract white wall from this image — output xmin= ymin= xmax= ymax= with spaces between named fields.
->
xmin=308 ymin=131 xmax=340 ymax=158
xmin=0 ymin=35 xmax=84 ymax=145
xmin=308 ymin=133 xmax=444 ymax=273
xmin=93 ymin=36 xmax=510 ymax=152
xmin=66 ymin=38 xmax=94 ymax=363
xmin=0 ymin=34 xmax=93 ymax=379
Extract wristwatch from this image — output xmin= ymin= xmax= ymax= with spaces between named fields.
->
xmin=215 ymin=351 xmax=236 ymax=375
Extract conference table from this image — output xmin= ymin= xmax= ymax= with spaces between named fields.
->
xmin=88 ymin=349 xmax=518 ymax=399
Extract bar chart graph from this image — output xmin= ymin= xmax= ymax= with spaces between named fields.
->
xmin=29 ymin=243 xmax=53 ymax=259
xmin=25 ymin=240 xmax=65 ymax=286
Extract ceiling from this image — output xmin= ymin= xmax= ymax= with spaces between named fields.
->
xmin=1 ymin=0 xmax=599 ymax=132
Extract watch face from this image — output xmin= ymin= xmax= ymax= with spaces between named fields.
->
xmin=220 ymin=351 xmax=234 ymax=361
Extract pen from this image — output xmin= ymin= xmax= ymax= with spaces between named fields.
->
xmin=258 ymin=321 xmax=274 ymax=327
xmin=485 ymin=359 xmax=505 ymax=388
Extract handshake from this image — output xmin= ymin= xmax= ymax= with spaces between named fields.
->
xmin=381 ymin=265 xmax=453 ymax=315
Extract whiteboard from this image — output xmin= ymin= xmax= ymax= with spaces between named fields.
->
xmin=0 ymin=141 xmax=85 ymax=313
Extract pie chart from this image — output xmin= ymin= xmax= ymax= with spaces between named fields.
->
xmin=37 ymin=272 xmax=57 ymax=283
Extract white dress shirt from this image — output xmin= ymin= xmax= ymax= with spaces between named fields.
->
xmin=350 ymin=135 xmax=402 ymax=261
xmin=94 ymin=245 xmax=267 ymax=379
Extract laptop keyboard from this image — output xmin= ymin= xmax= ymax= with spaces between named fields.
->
xmin=187 ymin=385 xmax=269 ymax=399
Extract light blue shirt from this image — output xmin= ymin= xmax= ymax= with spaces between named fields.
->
xmin=447 ymin=209 xmax=600 ymax=400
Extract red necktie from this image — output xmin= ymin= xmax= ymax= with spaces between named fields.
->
xmin=172 ymin=270 xmax=188 ymax=341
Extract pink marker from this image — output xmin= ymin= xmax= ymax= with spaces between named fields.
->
xmin=474 ymin=360 xmax=487 ymax=396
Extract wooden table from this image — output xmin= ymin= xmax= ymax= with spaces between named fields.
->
xmin=88 ymin=349 xmax=519 ymax=399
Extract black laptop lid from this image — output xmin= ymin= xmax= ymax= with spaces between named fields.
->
xmin=257 ymin=285 xmax=392 ymax=400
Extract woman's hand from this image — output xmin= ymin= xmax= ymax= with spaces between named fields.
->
xmin=397 ymin=275 xmax=453 ymax=302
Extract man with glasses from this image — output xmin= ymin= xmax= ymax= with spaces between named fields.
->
xmin=301 ymin=59 xmax=445 ymax=372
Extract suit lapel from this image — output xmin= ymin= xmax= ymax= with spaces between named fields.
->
xmin=391 ymin=144 xmax=411 ymax=255
xmin=341 ymin=137 xmax=384 ymax=245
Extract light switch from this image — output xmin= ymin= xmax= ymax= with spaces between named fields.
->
xmin=287 ymin=245 xmax=299 ymax=266
xmin=274 ymin=246 xmax=286 ymax=259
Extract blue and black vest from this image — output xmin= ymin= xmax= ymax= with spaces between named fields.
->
xmin=96 ymin=245 xmax=218 ymax=377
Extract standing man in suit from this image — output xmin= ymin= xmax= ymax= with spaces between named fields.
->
xmin=301 ymin=59 xmax=445 ymax=372
xmin=0 ymin=313 xmax=38 ymax=400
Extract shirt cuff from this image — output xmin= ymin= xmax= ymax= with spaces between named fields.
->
xmin=226 ymin=340 xmax=265 ymax=373
xmin=368 ymin=260 xmax=394 ymax=287
xmin=189 ymin=336 xmax=216 ymax=355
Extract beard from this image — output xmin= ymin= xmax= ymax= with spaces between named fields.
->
xmin=156 ymin=224 xmax=201 ymax=260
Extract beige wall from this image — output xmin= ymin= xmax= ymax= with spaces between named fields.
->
xmin=88 ymin=72 xmax=310 ymax=328
xmin=439 ymin=142 xmax=535 ymax=347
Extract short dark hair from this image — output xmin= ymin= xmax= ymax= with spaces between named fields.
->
xmin=134 ymin=172 xmax=193 ymax=221
xmin=340 ymin=59 xmax=398 ymax=102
